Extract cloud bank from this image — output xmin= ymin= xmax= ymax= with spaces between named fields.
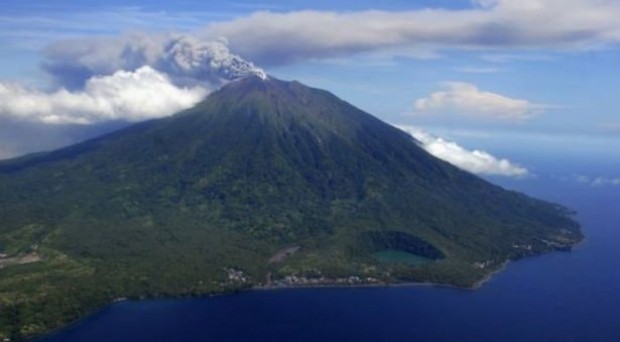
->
xmin=574 ymin=175 xmax=620 ymax=187
xmin=414 ymin=82 xmax=546 ymax=121
xmin=4 ymin=0 xmax=617 ymax=156
xmin=0 ymin=66 xmax=207 ymax=124
xmin=204 ymin=0 xmax=620 ymax=65
xmin=0 ymin=35 xmax=266 ymax=125
xmin=5 ymin=0 xmax=617 ymax=125
xmin=397 ymin=125 xmax=529 ymax=177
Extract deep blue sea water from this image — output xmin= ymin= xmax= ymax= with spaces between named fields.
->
xmin=40 ymin=150 xmax=620 ymax=342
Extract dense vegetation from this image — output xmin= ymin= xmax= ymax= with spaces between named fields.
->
xmin=0 ymin=77 xmax=582 ymax=339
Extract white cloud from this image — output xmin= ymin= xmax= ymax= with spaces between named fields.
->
xmin=472 ymin=0 xmax=500 ymax=9
xmin=480 ymin=53 xmax=553 ymax=63
xmin=2 ymin=34 xmax=266 ymax=125
xmin=43 ymin=34 xmax=266 ymax=90
xmin=573 ymin=175 xmax=620 ymax=187
xmin=0 ymin=16 xmax=263 ymax=149
xmin=202 ymin=0 xmax=620 ymax=65
xmin=454 ymin=66 xmax=502 ymax=74
xmin=0 ymin=66 xmax=208 ymax=124
xmin=5 ymin=0 xmax=620 ymax=71
xmin=397 ymin=125 xmax=529 ymax=177
xmin=414 ymin=82 xmax=546 ymax=121
xmin=7 ymin=0 xmax=619 ymax=156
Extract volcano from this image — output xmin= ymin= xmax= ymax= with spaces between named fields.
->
xmin=0 ymin=76 xmax=581 ymax=339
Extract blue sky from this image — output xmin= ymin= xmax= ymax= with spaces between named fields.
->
xmin=0 ymin=0 xmax=619 ymax=180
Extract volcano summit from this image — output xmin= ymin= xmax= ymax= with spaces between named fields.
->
xmin=0 ymin=76 xmax=582 ymax=339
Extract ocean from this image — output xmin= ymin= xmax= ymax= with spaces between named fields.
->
xmin=39 ymin=148 xmax=620 ymax=341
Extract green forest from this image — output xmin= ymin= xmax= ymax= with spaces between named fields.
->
xmin=0 ymin=77 xmax=582 ymax=340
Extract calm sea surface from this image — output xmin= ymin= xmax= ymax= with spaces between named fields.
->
xmin=40 ymin=152 xmax=620 ymax=341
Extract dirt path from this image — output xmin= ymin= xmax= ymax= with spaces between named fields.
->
xmin=0 ymin=253 xmax=41 ymax=269
xmin=268 ymin=246 xmax=300 ymax=264
xmin=265 ymin=246 xmax=301 ymax=285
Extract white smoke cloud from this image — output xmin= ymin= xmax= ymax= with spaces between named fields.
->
xmin=4 ymin=0 xmax=618 ymax=153
xmin=4 ymin=0 xmax=620 ymax=68
xmin=161 ymin=36 xmax=267 ymax=83
xmin=414 ymin=82 xmax=546 ymax=121
xmin=0 ymin=33 xmax=266 ymax=125
xmin=397 ymin=125 xmax=529 ymax=177
xmin=0 ymin=66 xmax=208 ymax=124
xmin=7 ymin=0 xmax=614 ymax=126
xmin=43 ymin=33 xmax=266 ymax=90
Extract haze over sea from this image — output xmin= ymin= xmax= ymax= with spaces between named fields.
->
xmin=39 ymin=139 xmax=620 ymax=342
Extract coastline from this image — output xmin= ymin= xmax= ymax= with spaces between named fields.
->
xmin=254 ymin=239 xmax=585 ymax=292
xmin=470 ymin=261 xmax=510 ymax=290
xmin=25 ymin=241 xmax=587 ymax=341
xmin=32 ymin=278 xmax=488 ymax=340
xmin=30 ymin=268 xmax=501 ymax=340
xmin=253 ymin=268 xmax=503 ymax=292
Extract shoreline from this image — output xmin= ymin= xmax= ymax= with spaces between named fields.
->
xmin=470 ymin=261 xmax=510 ymax=290
xmin=253 ymin=267 xmax=505 ymax=292
xmin=252 ymin=265 xmax=507 ymax=292
xmin=26 ymin=242 xmax=586 ymax=341
xmin=30 ymin=268 xmax=503 ymax=340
